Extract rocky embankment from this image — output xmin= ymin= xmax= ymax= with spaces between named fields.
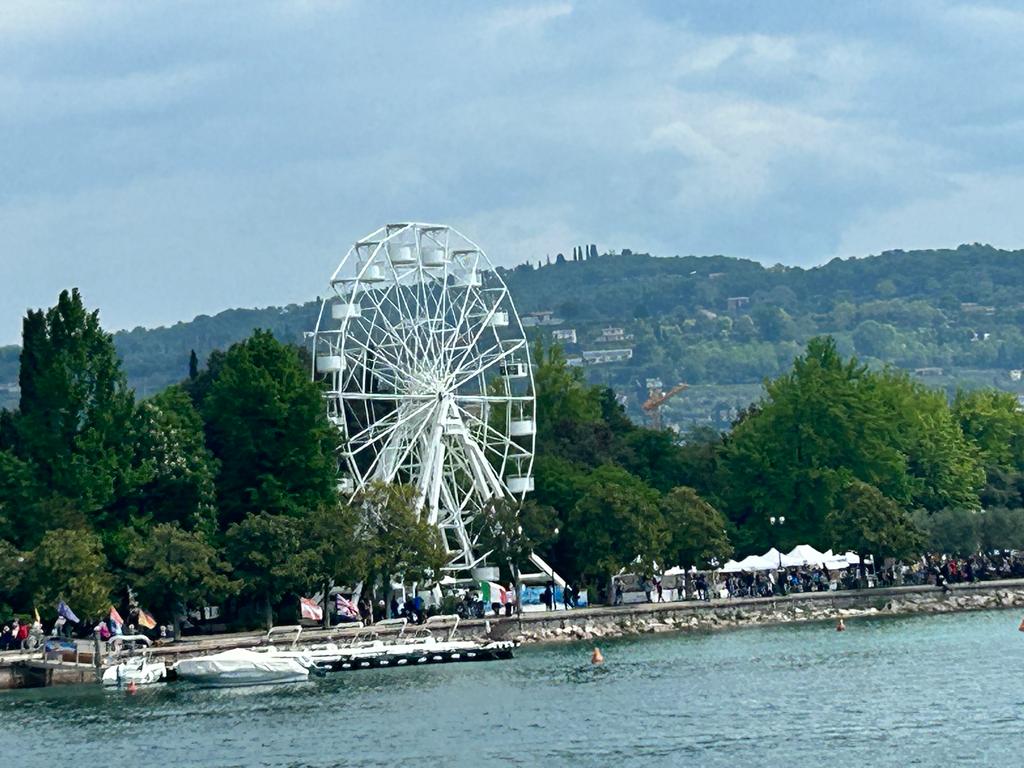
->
xmin=491 ymin=582 xmax=1024 ymax=645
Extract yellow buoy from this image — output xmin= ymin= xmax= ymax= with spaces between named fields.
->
xmin=591 ymin=647 xmax=604 ymax=664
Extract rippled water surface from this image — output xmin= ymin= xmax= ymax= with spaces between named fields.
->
xmin=3 ymin=610 xmax=1023 ymax=766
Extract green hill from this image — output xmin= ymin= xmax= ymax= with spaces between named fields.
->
xmin=3 ymin=243 xmax=1024 ymax=427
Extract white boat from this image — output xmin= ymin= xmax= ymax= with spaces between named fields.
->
xmin=101 ymin=635 xmax=167 ymax=686
xmin=175 ymin=648 xmax=311 ymax=687
xmin=102 ymin=655 xmax=167 ymax=686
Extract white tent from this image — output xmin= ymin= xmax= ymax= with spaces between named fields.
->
xmin=663 ymin=565 xmax=688 ymax=575
xmin=780 ymin=544 xmax=828 ymax=567
xmin=719 ymin=559 xmax=744 ymax=573
xmin=737 ymin=554 xmax=775 ymax=571
xmin=761 ymin=548 xmax=784 ymax=569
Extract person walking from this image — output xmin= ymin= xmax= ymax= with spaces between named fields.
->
xmin=562 ymin=583 xmax=574 ymax=610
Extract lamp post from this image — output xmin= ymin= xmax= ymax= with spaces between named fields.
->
xmin=769 ymin=515 xmax=786 ymax=570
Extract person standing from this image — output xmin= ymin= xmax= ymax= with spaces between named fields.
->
xmin=505 ymin=583 xmax=517 ymax=617
xmin=562 ymin=583 xmax=573 ymax=610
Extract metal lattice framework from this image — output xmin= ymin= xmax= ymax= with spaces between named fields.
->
xmin=311 ymin=223 xmax=535 ymax=571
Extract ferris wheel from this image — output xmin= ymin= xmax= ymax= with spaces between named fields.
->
xmin=311 ymin=223 xmax=535 ymax=572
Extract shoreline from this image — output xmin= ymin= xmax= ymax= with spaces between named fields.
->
xmin=4 ymin=578 xmax=1023 ymax=689
xmin=487 ymin=578 xmax=1024 ymax=645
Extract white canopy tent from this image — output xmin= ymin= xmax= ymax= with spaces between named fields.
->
xmin=780 ymin=544 xmax=828 ymax=568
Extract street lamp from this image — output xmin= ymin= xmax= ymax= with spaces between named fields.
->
xmin=769 ymin=516 xmax=786 ymax=569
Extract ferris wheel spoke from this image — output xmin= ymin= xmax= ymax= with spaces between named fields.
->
xmin=449 ymin=338 xmax=526 ymax=393
xmin=444 ymin=290 xmax=508 ymax=379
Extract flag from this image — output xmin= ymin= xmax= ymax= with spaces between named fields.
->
xmin=57 ymin=601 xmax=79 ymax=623
xmin=109 ymin=606 xmax=124 ymax=631
xmin=300 ymin=597 xmax=323 ymax=621
xmin=137 ymin=608 xmax=157 ymax=629
xmin=480 ymin=581 xmax=507 ymax=605
xmin=335 ymin=594 xmax=359 ymax=620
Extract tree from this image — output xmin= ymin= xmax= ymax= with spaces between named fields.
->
xmin=827 ymin=481 xmax=922 ymax=583
xmin=912 ymin=507 xmax=979 ymax=556
xmin=128 ymin=523 xmax=238 ymax=638
xmin=355 ymin=483 xmax=449 ymax=598
xmin=6 ymin=289 xmax=137 ymax=545
xmin=474 ymin=498 xmax=560 ymax=582
xmin=724 ymin=337 xmax=909 ymax=551
xmin=202 ymin=330 xmax=337 ymax=527
xmin=188 ymin=349 xmax=199 ymax=381
xmin=292 ymin=501 xmax=367 ymax=626
xmin=566 ymin=465 xmax=665 ymax=583
xmin=225 ymin=513 xmax=309 ymax=629
xmin=659 ymin=486 xmax=732 ymax=570
xmin=953 ymin=389 xmax=1024 ymax=472
xmin=30 ymin=528 xmax=113 ymax=621
xmin=0 ymin=539 xmax=25 ymax=603
xmin=129 ymin=386 xmax=218 ymax=534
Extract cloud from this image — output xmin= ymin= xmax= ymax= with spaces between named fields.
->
xmin=833 ymin=173 xmax=1024 ymax=259
xmin=484 ymin=2 xmax=572 ymax=34
xmin=1 ymin=1 xmax=1022 ymax=341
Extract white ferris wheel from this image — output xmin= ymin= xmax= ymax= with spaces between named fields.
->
xmin=311 ymin=222 xmax=536 ymax=572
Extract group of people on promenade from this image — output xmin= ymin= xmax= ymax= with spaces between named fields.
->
xmin=613 ymin=552 xmax=1024 ymax=605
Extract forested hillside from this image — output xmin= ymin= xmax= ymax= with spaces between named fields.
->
xmin=3 ymin=243 xmax=1024 ymax=426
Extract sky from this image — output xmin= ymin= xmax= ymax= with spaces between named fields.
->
xmin=3 ymin=0 xmax=1024 ymax=343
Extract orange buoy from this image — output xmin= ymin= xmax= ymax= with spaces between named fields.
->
xmin=836 ymin=618 xmax=846 ymax=632
xmin=1018 ymin=616 xmax=1024 ymax=632
xmin=591 ymin=647 xmax=604 ymax=664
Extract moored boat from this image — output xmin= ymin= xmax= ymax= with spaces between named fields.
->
xmin=175 ymin=648 xmax=311 ymax=687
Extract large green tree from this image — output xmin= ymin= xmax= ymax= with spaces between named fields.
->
xmin=659 ymin=486 xmax=732 ymax=570
xmin=827 ymin=481 xmax=922 ymax=582
xmin=2 ymin=289 xmax=138 ymax=547
xmin=30 ymin=528 xmax=113 ymax=621
xmin=130 ymin=385 xmax=218 ymax=534
xmin=128 ymin=523 xmax=238 ymax=638
xmin=202 ymin=330 xmax=337 ymax=527
xmin=566 ymin=465 xmax=665 ymax=583
xmin=225 ymin=513 xmax=310 ymax=629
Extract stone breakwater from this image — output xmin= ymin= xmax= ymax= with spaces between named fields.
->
xmin=484 ymin=581 xmax=1024 ymax=645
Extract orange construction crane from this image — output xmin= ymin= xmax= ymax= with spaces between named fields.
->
xmin=642 ymin=381 xmax=688 ymax=430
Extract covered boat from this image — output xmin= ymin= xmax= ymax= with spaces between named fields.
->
xmin=102 ymin=655 xmax=167 ymax=686
xmin=175 ymin=648 xmax=310 ymax=687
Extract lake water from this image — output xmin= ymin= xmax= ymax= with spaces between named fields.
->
xmin=3 ymin=609 xmax=1023 ymax=766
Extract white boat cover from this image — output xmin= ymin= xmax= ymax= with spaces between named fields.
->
xmin=176 ymin=648 xmax=309 ymax=686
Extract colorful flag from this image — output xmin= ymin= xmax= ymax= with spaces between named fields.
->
xmin=335 ymin=594 xmax=359 ymax=620
xmin=57 ymin=601 xmax=79 ymax=623
xmin=109 ymin=606 xmax=124 ymax=631
xmin=300 ymin=597 xmax=323 ymax=621
xmin=480 ymin=581 xmax=507 ymax=605
xmin=137 ymin=608 xmax=157 ymax=629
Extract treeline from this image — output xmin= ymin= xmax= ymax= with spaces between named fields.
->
xmin=0 ymin=290 xmax=446 ymax=633
xmin=5 ymin=243 xmax=1024 ymax=413
xmin=525 ymin=337 xmax=1024 ymax=587
xmin=4 ymin=289 xmax=1024 ymax=629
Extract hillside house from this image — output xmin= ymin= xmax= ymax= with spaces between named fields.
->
xmin=597 ymin=326 xmax=632 ymax=343
xmin=726 ymin=296 xmax=750 ymax=311
xmin=521 ymin=309 xmax=562 ymax=327
xmin=551 ymin=328 xmax=577 ymax=344
xmin=582 ymin=348 xmax=633 ymax=364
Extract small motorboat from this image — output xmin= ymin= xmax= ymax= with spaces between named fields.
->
xmin=102 ymin=655 xmax=167 ymax=686
xmin=101 ymin=634 xmax=167 ymax=687
xmin=175 ymin=648 xmax=311 ymax=687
